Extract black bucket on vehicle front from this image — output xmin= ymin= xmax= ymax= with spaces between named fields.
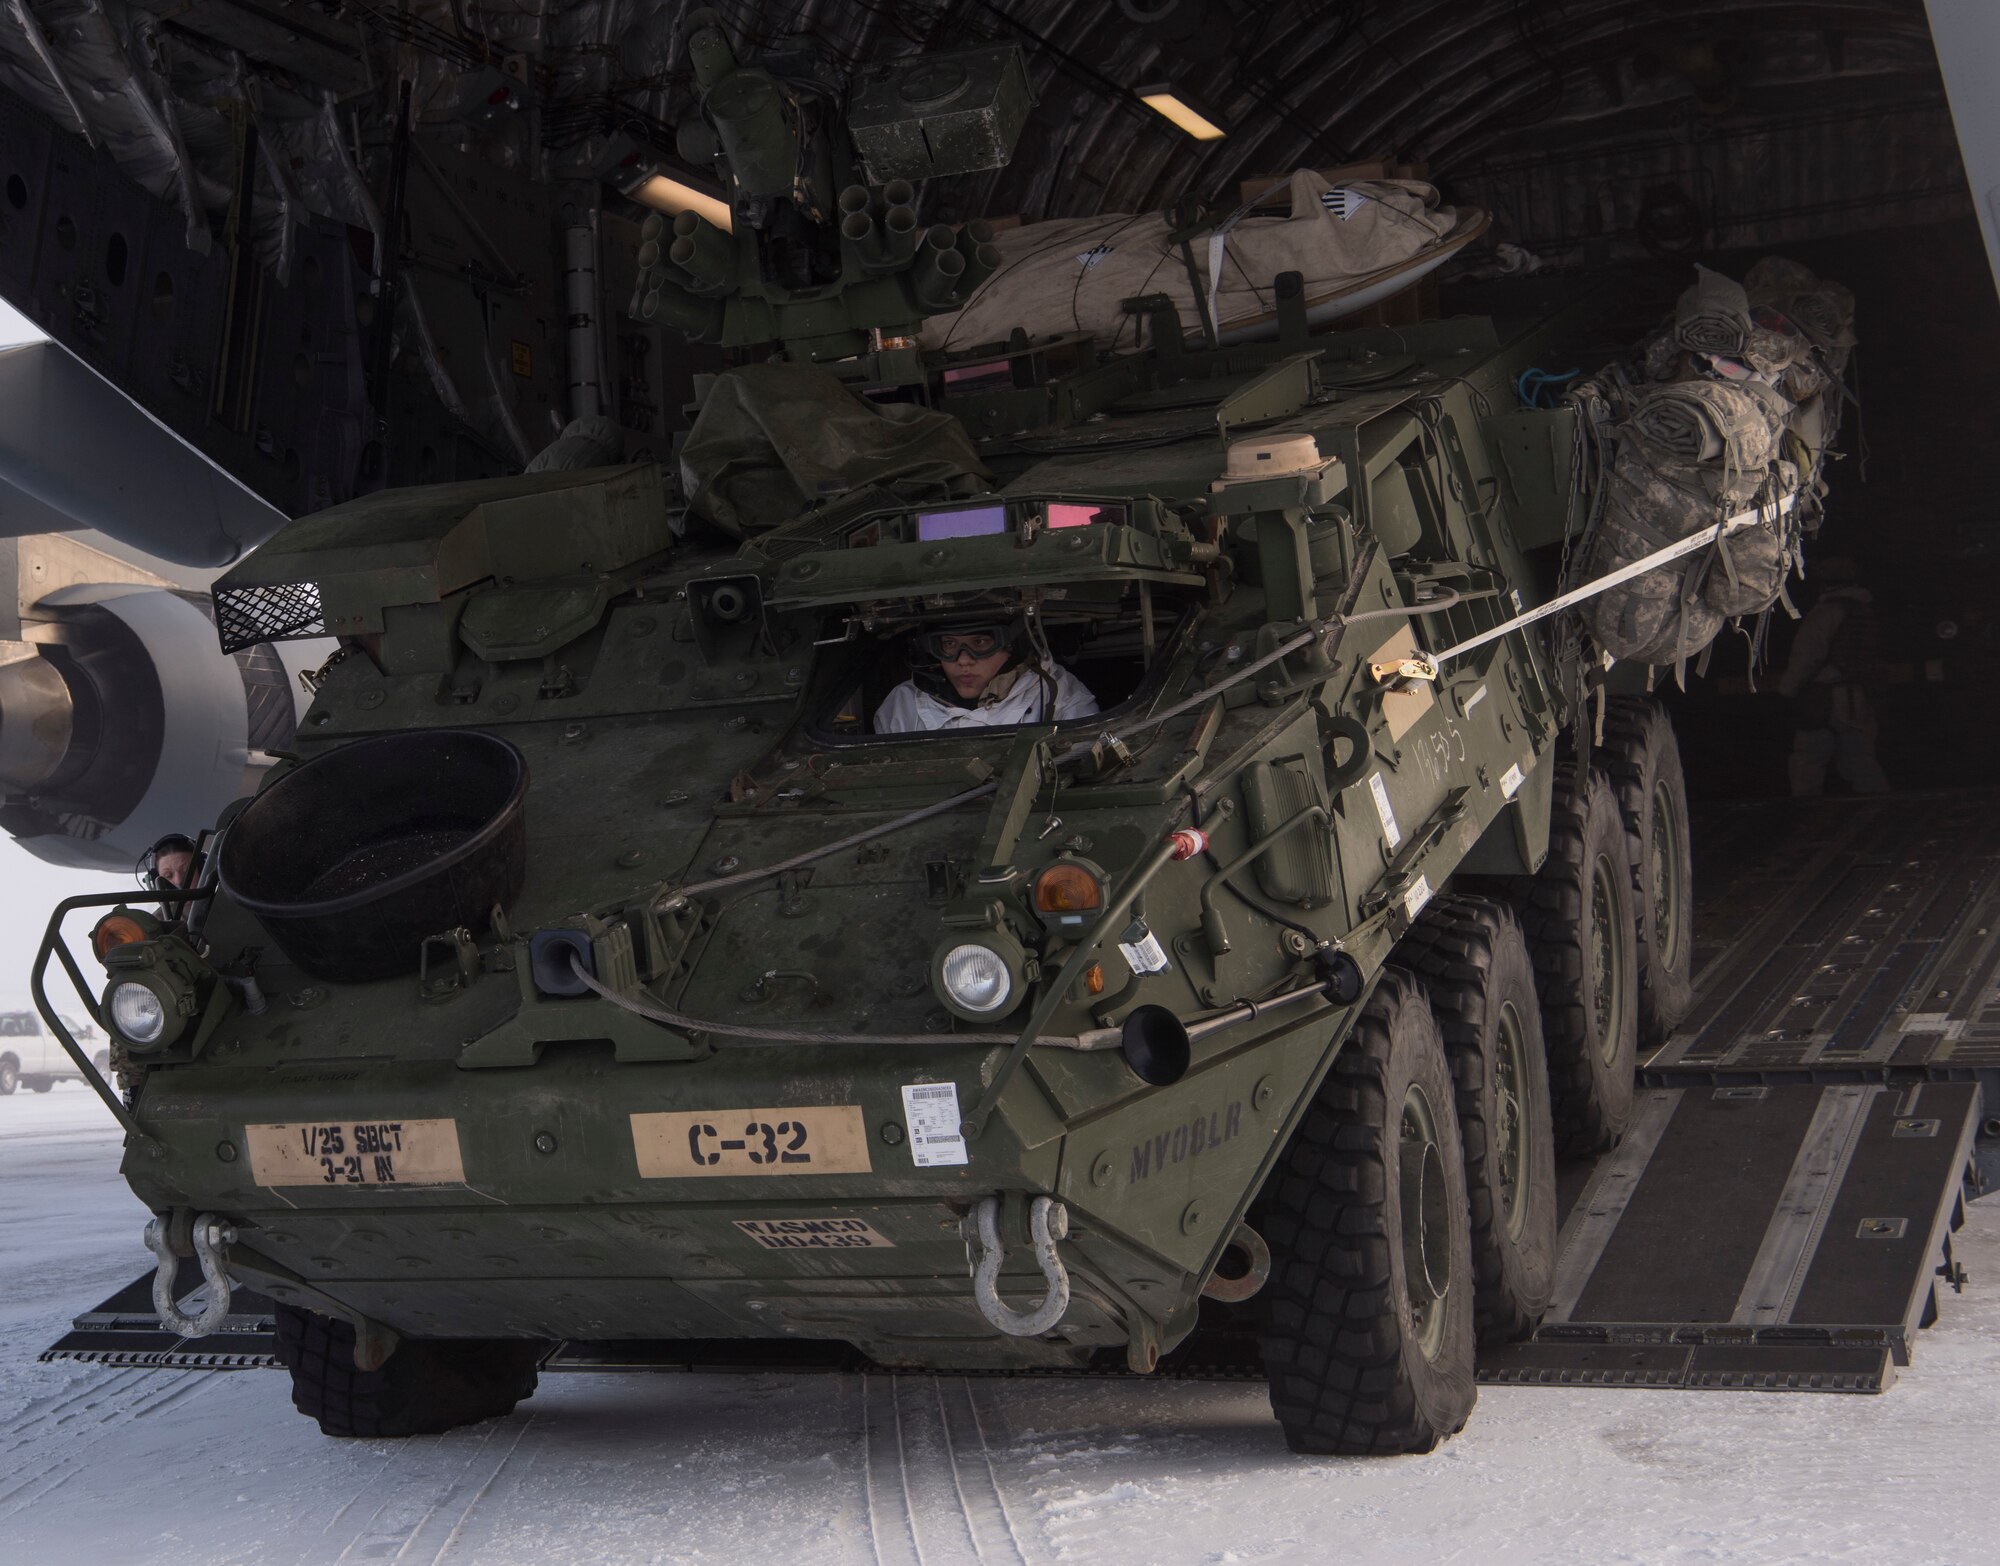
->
xmin=219 ymin=731 xmax=528 ymax=982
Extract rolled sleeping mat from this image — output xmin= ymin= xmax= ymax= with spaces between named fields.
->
xmin=1628 ymin=381 xmax=1783 ymax=472
xmin=1673 ymin=265 xmax=1751 ymax=358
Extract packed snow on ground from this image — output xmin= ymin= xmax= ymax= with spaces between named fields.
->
xmin=3 ymin=1086 xmax=1995 ymax=1566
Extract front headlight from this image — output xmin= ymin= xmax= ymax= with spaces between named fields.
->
xmin=940 ymin=943 xmax=1012 ymax=1014
xmin=106 ymin=979 xmax=173 ymax=1049
xmin=932 ymin=922 xmax=1030 ymax=1023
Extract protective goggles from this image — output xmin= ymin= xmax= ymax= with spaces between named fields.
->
xmin=919 ymin=626 xmax=1009 ymax=662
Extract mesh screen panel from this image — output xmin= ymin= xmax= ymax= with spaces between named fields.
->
xmin=214 ymin=581 xmax=325 ymax=655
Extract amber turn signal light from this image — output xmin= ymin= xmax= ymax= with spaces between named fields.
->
xmin=91 ymin=913 xmax=148 ymax=960
xmin=1033 ymin=863 xmax=1103 ymax=914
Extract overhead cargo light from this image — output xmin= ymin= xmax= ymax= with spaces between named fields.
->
xmin=594 ymin=133 xmax=735 ymax=232
xmin=1136 ymin=84 xmax=1227 ymax=141
xmin=625 ymin=172 xmax=734 ymax=233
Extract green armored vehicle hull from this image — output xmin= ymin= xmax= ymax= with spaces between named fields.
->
xmin=42 ymin=15 xmax=1831 ymax=1455
xmin=59 ymin=303 xmax=1676 ymax=1453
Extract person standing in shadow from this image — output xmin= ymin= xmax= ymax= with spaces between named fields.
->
xmin=1779 ymin=557 xmax=1889 ymax=796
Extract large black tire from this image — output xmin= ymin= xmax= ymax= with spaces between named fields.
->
xmin=1510 ymin=760 xmax=1640 ymax=1156
xmin=273 ymin=1305 xmax=546 ymax=1438
xmin=1259 ymin=970 xmax=1476 ymax=1455
xmin=0 ymin=1058 xmax=16 ymax=1095
xmin=1599 ymin=697 xmax=1695 ymax=1047
xmin=1400 ymin=895 xmax=1559 ymax=1346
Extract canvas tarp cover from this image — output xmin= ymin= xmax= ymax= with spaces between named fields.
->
xmin=918 ymin=172 xmax=1465 ymax=352
xmin=679 ymin=363 xmax=990 ymax=538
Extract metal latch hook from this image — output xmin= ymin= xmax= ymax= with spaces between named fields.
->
xmin=144 ymin=1212 xmax=236 ymax=1338
xmin=1370 ymin=653 xmax=1438 ymax=686
xmin=961 ymin=1195 xmax=1071 ymax=1337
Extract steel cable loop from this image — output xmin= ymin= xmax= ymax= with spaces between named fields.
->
xmin=651 ymin=587 xmax=1482 ymax=915
xmin=569 ymin=954 xmax=1334 ymax=1053
xmin=653 ymin=622 xmax=1318 ymax=912
xmin=657 ymin=778 xmax=1003 ymax=908
xmin=566 ymin=952 xmax=1105 ymax=1048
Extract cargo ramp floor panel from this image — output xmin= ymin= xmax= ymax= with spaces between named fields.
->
xmin=1483 ymin=788 xmax=1998 ymax=1391
xmin=1477 ymin=1080 xmax=1978 ymax=1389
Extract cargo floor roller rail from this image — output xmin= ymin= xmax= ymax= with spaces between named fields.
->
xmin=46 ymin=791 xmax=1997 ymax=1394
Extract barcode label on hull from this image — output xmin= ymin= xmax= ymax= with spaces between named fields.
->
xmin=901 ymin=1081 xmax=969 ymax=1167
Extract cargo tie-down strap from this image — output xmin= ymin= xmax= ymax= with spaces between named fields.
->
xmin=1395 ymin=492 xmax=1793 ymax=683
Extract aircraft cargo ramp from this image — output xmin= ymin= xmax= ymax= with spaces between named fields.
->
xmin=1483 ymin=787 xmax=1998 ymax=1392
xmin=46 ymin=792 xmax=1999 ymax=1393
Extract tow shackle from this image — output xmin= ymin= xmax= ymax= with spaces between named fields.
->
xmin=961 ymin=1195 xmax=1070 ymax=1337
xmin=144 ymin=1211 xmax=236 ymax=1338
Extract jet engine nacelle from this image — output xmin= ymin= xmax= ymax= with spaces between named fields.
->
xmin=0 ymin=564 xmax=296 ymax=872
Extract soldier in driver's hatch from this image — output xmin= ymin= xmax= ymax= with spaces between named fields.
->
xmin=874 ymin=621 xmax=1099 ymax=732
xmin=139 ymin=832 xmax=197 ymax=891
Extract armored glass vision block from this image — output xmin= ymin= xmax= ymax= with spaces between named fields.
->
xmin=847 ymin=45 xmax=1035 ymax=183
xmin=1048 ymin=502 xmax=1118 ymax=529
xmin=942 ymin=359 xmax=1016 ymax=393
xmin=917 ymin=504 xmax=1007 ymax=540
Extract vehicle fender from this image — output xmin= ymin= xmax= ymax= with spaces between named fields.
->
xmin=1456 ymin=750 xmax=1553 ymax=877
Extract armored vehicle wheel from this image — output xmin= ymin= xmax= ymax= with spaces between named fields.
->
xmin=1401 ymin=895 xmax=1558 ymax=1345
xmin=26 ymin=1077 xmax=52 ymax=1093
xmin=1599 ymin=697 xmax=1694 ymax=1046
xmin=0 ymin=1058 xmax=16 ymax=1094
xmin=1259 ymin=970 xmax=1476 ymax=1455
xmin=273 ymin=1305 xmax=546 ymax=1438
xmin=1510 ymin=760 xmax=1640 ymax=1156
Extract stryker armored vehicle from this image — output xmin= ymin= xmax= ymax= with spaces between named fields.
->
xmin=38 ymin=13 xmax=1932 ymax=1457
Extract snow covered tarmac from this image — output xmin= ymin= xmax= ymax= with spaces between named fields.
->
xmin=4 ymin=1087 xmax=1995 ymax=1566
